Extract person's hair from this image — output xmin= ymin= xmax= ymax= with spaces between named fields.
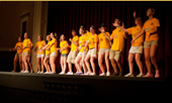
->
xmin=90 ymin=25 xmax=95 ymax=30
xmin=38 ymin=35 xmax=43 ymax=40
xmin=59 ymin=34 xmax=65 ymax=42
xmin=50 ymin=32 xmax=57 ymax=38
xmin=72 ymin=29 xmax=76 ymax=32
xmin=149 ymin=8 xmax=156 ymax=14
xmin=80 ymin=25 xmax=86 ymax=33
xmin=100 ymin=23 xmax=106 ymax=28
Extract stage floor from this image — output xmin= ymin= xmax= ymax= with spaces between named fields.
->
xmin=0 ymin=72 xmax=170 ymax=102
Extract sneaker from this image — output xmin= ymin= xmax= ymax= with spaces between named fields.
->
xmin=37 ymin=71 xmax=40 ymax=74
xmin=89 ymin=72 xmax=96 ymax=76
xmin=23 ymin=70 xmax=29 ymax=73
xmin=59 ymin=71 xmax=65 ymax=75
xmin=76 ymin=72 xmax=83 ymax=75
xmin=155 ymin=70 xmax=160 ymax=78
xmin=44 ymin=71 xmax=49 ymax=74
xmin=143 ymin=73 xmax=153 ymax=78
xmin=136 ymin=73 xmax=144 ymax=77
xmin=83 ymin=72 xmax=89 ymax=75
xmin=66 ymin=72 xmax=73 ymax=75
xmin=40 ymin=71 xmax=44 ymax=74
xmin=20 ymin=70 xmax=24 ymax=73
xmin=99 ymin=73 xmax=105 ymax=76
xmin=48 ymin=71 xmax=56 ymax=74
xmin=106 ymin=71 xmax=111 ymax=76
xmin=124 ymin=73 xmax=134 ymax=77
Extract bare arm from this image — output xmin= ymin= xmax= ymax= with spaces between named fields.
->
xmin=131 ymin=28 xmax=145 ymax=44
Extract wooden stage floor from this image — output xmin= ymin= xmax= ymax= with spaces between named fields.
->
xmin=0 ymin=72 xmax=170 ymax=102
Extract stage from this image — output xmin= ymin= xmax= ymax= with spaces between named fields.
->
xmin=0 ymin=72 xmax=170 ymax=102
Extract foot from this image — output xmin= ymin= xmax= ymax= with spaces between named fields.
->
xmin=99 ymin=73 xmax=105 ymax=76
xmin=143 ymin=73 xmax=153 ymax=78
xmin=59 ymin=71 xmax=65 ymax=75
xmin=20 ymin=70 xmax=24 ymax=73
xmin=40 ymin=71 xmax=44 ymax=74
xmin=112 ymin=72 xmax=119 ymax=76
xmin=66 ymin=72 xmax=73 ymax=75
xmin=11 ymin=70 xmax=15 ymax=72
xmin=155 ymin=70 xmax=160 ymax=78
xmin=136 ymin=73 xmax=144 ymax=77
xmin=124 ymin=73 xmax=134 ymax=77
xmin=106 ymin=71 xmax=111 ymax=76
xmin=23 ymin=70 xmax=29 ymax=73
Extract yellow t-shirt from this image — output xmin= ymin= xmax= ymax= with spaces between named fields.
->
xmin=110 ymin=28 xmax=125 ymax=52
xmin=49 ymin=38 xmax=57 ymax=53
xmin=127 ymin=26 xmax=144 ymax=46
xmin=143 ymin=18 xmax=160 ymax=41
xmin=70 ymin=35 xmax=79 ymax=52
xmin=60 ymin=40 xmax=69 ymax=54
xmin=23 ymin=38 xmax=33 ymax=53
xmin=87 ymin=33 xmax=98 ymax=49
xmin=79 ymin=34 xmax=88 ymax=52
xmin=45 ymin=41 xmax=51 ymax=55
xmin=35 ymin=40 xmax=46 ymax=54
xmin=98 ymin=32 xmax=111 ymax=49
xmin=15 ymin=42 xmax=23 ymax=54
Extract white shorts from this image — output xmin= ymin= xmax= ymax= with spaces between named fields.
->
xmin=86 ymin=48 xmax=96 ymax=57
xmin=45 ymin=55 xmax=50 ymax=58
xmin=37 ymin=54 xmax=44 ymax=58
xmin=50 ymin=52 xmax=58 ymax=57
xmin=129 ymin=46 xmax=143 ymax=54
xmin=98 ymin=48 xmax=109 ymax=55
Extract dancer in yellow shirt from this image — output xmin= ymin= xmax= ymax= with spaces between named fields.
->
xmin=113 ymin=12 xmax=144 ymax=77
xmin=22 ymin=32 xmax=33 ymax=73
xmin=84 ymin=26 xmax=98 ymax=76
xmin=98 ymin=24 xmax=111 ymax=76
xmin=105 ymin=18 xmax=127 ymax=76
xmin=34 ymin=35 xmax=46 ymax=73
xmin=66 ymin=30 xmax=79 ymax=75
xmin=131 ymin=8 xmax=160 ymax=78
xmin=9 ymin=36 xmax=23 ymax=72
xmin=75 ymin=26 xmax=88 ymax=75
xmin=58 ymin=34 xmax=69 ymax=75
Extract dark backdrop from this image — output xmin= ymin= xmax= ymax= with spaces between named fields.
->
xmin=47 ymin=1 xmax=172 ymax=78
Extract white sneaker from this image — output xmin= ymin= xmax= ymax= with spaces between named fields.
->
xmin=48 ymin=71 xmax=56 ymax=74
xmin=136 ymin=73 xmax=144 ymax=77
xmin=124 ymin=73 xmax=134 ymax=77
xmin=44 ymin=71 xmax=49 ymax=74
xmin=59 ymin=71 xmax=65 ymax=75
xmin=40 ymin=71 xmax=44 ymax=74
xmin=66 ymin=72 xmax=73 ymax=75
xmin=20 ymin=70 xmax=24 ymax=73
xmin=89 ymin=72 xmax=96 ymax=76
xmin=37 ymin=71 xmax=40 ymax=74
xmin=106 ymin=72 xmax=111 ymax=76
xmin=99 ymin=73 xmax=105 ymax=76
xmin=23 ymin=70 xmax=29 ymax=73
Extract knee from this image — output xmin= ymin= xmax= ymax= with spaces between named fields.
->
xmin=84 ymin=58 xmax=88 ymax=63
xmin=98 ymin=58 xmax=103 ymax=64
xmin=144 ymin=56 xmax=150 ymax=62
xmin=90 ymin=58 xmax=94 ymax=64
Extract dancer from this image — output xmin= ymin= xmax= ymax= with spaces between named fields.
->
xmin=9 ymin=36 xmax=23 ymax=72
xmin=43 ymin=35 xmax=51 ymax=74
xmin=98 ymin=24 xmax=111 ymax=76
xmin=75 ymin=26 xmax=88 ymax=75
xmin=34 ymin=35 xmax=45 ymax=73
xmin=66 ymin=29 xmax=79 ymax=75
xmin=58 ymin=34 xmax=69 ymax=75
xmin=131 ymin=8 xmax=160 ymax=78
xmin=22 ymin=32 xmax=33 ymax=73
xmin=41 ymin=32 xmax=58 ymax=74
xmin=113 ymin=12 xmax=144 ymax=77
xmin=105 ymin=18 xmax=127 ymax=76
xmin=84 ymin=26 xmax=98 ymax=76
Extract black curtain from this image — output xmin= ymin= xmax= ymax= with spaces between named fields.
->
xmin=47 ymin=1 xmax=172 ymax=78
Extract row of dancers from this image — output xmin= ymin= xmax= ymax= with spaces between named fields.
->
xmin=10 ymin=8 xmax=160 ymax=78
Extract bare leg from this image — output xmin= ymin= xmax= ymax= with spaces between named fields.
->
xmin=85 ymin=55 xmax=91 ymax=73
xmin=22 ymin=55 xmax=28 ymax=71
xmin=135 ymin=53 xmax=143 ymax=74
xmin=50 ymin=56 xmax=56 ymax=73
xmin=150 ymin=45 xmax=158 ymax=71
xmin=37 ymin=58 xmax=41 ymax=72
xmin=90 ymin=57 xmax=96 ymax=74
xmin=19 ymin=56 xmax=22 ymax=71
xmin=13 ymin=55 xmax=19 ymax=72
xmin=98 ymin=53 xmax=105 ymax=74
xmin=128 ymin=53 xmax=134 ymax=74
xmin=105 ymin=51 xmax=110 ymax=73
xmin=63 ymin=56 xmax=67 ymax=73
xmin=144 ymin=48 xmax=151 ymax=74
xmin=75 ymin=56 xmax=82 ymax=72
xmin=27 ymin=56 xmax=33 ymax=72
xmin=110 ymin=59 xmax=118 ymax=73
xmin=41 ymin=57 xmax=44 ymax=72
